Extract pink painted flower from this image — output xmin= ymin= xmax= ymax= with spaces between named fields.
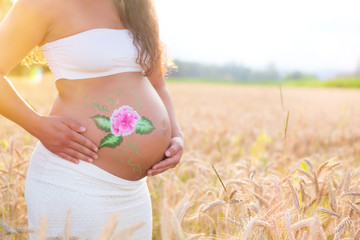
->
xmin=110 ymin=105 xmax=140 ymax=136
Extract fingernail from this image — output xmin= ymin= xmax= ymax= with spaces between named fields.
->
xmin=88 ymin=158 xmax=93 ymax=163
xmin=165 ymin=151 xmax=170 ymax=156
xmin=93 ymin=147 xmax=98 ymax=152
xmin=80 ymin=126 xmax=86 ymax=131
xmin=93 ymin=155 xmax=98 ymax=160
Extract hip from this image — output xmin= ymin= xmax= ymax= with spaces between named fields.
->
xmin=26 ymin=140 xmax=148 ymax=196
xmin=25 ymin=141 xmax=153 ymax=239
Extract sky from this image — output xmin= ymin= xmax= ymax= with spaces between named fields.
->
xmin=154 ymin=0 xmax=360 ymax=78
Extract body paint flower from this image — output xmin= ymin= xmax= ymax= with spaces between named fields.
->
xmin=90 ymin=104 xmax=154 ymax=149
xmin=110 ymin=105 xmax=140 ymax=136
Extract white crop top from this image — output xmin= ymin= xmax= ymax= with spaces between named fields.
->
xmin=39 ymin=28 xmax=143 ymax=82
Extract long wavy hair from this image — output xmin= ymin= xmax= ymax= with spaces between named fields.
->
xmin=22 ymin=0 xmax=174 ymax=77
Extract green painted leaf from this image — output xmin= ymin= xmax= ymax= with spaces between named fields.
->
xmin=90 ymin=115 xmax=111 ymax=132
xmin=136 ymin=116 xmax=155 ymax=135
xmin=98 ymin=134 xmax=123 ymax=149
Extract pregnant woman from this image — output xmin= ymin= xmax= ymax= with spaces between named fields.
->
xmin=0 ymin=0 xmax=184 ymax=239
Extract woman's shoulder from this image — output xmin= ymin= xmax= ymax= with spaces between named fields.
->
xmin=11 ymin=0 xmax=68 ymax=34
xmin=13 ymin=0 xmax=61 ymax=19
xmin=13 ymin=0 xmax=50 ymax=9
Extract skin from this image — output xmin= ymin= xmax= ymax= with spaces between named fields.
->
xmin=84 ymin=87 xmax=158 ymax=179
xmin=0 ymin=0 xmax=184 ymax=177
xmin=113 ymin=135 xmax=144 ymax=176
xmin=51 ymin=73 xmax=174 ymax=181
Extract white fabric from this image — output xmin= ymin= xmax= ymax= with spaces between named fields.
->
xmin=39 ymin=28 xmax=143 ymax=82
xmin=24 ymin=140 xmax=152 ymax=239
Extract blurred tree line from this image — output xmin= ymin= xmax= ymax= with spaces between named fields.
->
xmin=169 ymin=59 xmax=318 ymax=82
xmin=337 ymin=59 xmax=360 ymax=78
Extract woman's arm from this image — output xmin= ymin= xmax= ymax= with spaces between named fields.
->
xmin=147 ymin=75 xmax=184 ymax=176
xmin=0 ymin=0 xmax=98 ymax=163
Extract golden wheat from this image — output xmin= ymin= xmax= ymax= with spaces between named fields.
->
xmin=1 ymin=74 xmax=360 ymax=239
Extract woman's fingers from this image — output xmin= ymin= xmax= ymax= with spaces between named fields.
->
xmin=147 ymin=153 xmax=182 ymax=176
xmin=165 ymin=143 xmax=180 ymax=157
xmin=61 ymin=117 xmax=98 ymax=161
xmin=147 ymin=165 xmax=177 ymax=176
xmin=76 ymin=135 xmax=98 ymax=153
xmin=61 ymin=117 xmax=87 ymax=133
xmin=37 ymin=116 xmax=99 ymax=164
xmin=165 ymin=137 xmax=184 ymax=157
xmin=57 ymin=152 xmax=79 ymax=164
xmin=152 ymin=153 xmax=181 ymax=170
xmin=68 ymin=141 xmax=98 ymax=162
xmin=147 ymin=136 xmax=184 ymax=176
xmin=54 ymin=130 xmax=97 ymax=163
xmin=63 ymin=147 xmax=94 ymax=163
xmin=66 ymin=122 xmax=98 ymax=153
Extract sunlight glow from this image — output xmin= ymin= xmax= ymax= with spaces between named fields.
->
xmin=29 ymin=66 xmax=44 ymax=84
xmin=155 ymin=0 xmax=360 ymax=76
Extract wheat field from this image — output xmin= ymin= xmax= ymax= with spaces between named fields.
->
xmin=1 ymin=74 xmax=360 ymax=239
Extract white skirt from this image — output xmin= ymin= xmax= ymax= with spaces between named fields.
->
xmin=24 ymin=141 xmax=152 ymax=240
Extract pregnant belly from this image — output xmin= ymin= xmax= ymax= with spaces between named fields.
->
xmin=49 ymin=73 xmax=172 ymax=181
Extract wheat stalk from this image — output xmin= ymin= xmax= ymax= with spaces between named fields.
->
xmin=310 ymin=214 xmax=327 ymax=240
xmin=253 ymin=192 xmax=269 ymax=208
xmin=297 ymin=168 xmax=314 ymax=181
xmin=112 ymin=222 xmax=145 ymax=240
xmin=316 ymin=160 xmax=329 ymax=177
xmin=285 ymin=209 xmax=295 ymax=240
xmin=300 ymin=179 xmax=307 ymax=202
xmin=97 ymin=212 xmax=119 ymax=239
xmin=202 ymin=200 xmax=226 ymax=213
xmin=328 ymin=182 xmax=337 ymax=211
xmin=344 ymin=172 xmax=351 ymax=193
xmin=291 ymin=218 xmax=313 ymax=231
xmin=240 ymin=215 xmax=258 ymax=240
xmin=346 ymin=200 xmax=360 ymax=215
xmin=303 ymin=158 xmax=313 ymax=172
xmin=343 ymin=192 xmax=360 ymax=196
xmin=315 ymin=208 xmax=341 ymax=218
xmin=301 ymin=230 xmax=308 ymax=240
xmin=287 ymin=178 xmax=300 ymax=211
xmin=334 ymin=217 xmax=351 ymax=240
xmin=229 ymin=190 xmax=237 ymax=199
xmin=313 ymin=171 xmax=319 ymax=195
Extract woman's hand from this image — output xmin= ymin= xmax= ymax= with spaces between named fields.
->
xmin=34 ymin=115 xmax=98 ymax=164
xmin=147 ymin=136 xmax=184 ymax=176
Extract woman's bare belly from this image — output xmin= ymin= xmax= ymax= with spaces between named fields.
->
xmin=48 ymin=72 xmax=172 ymax=181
